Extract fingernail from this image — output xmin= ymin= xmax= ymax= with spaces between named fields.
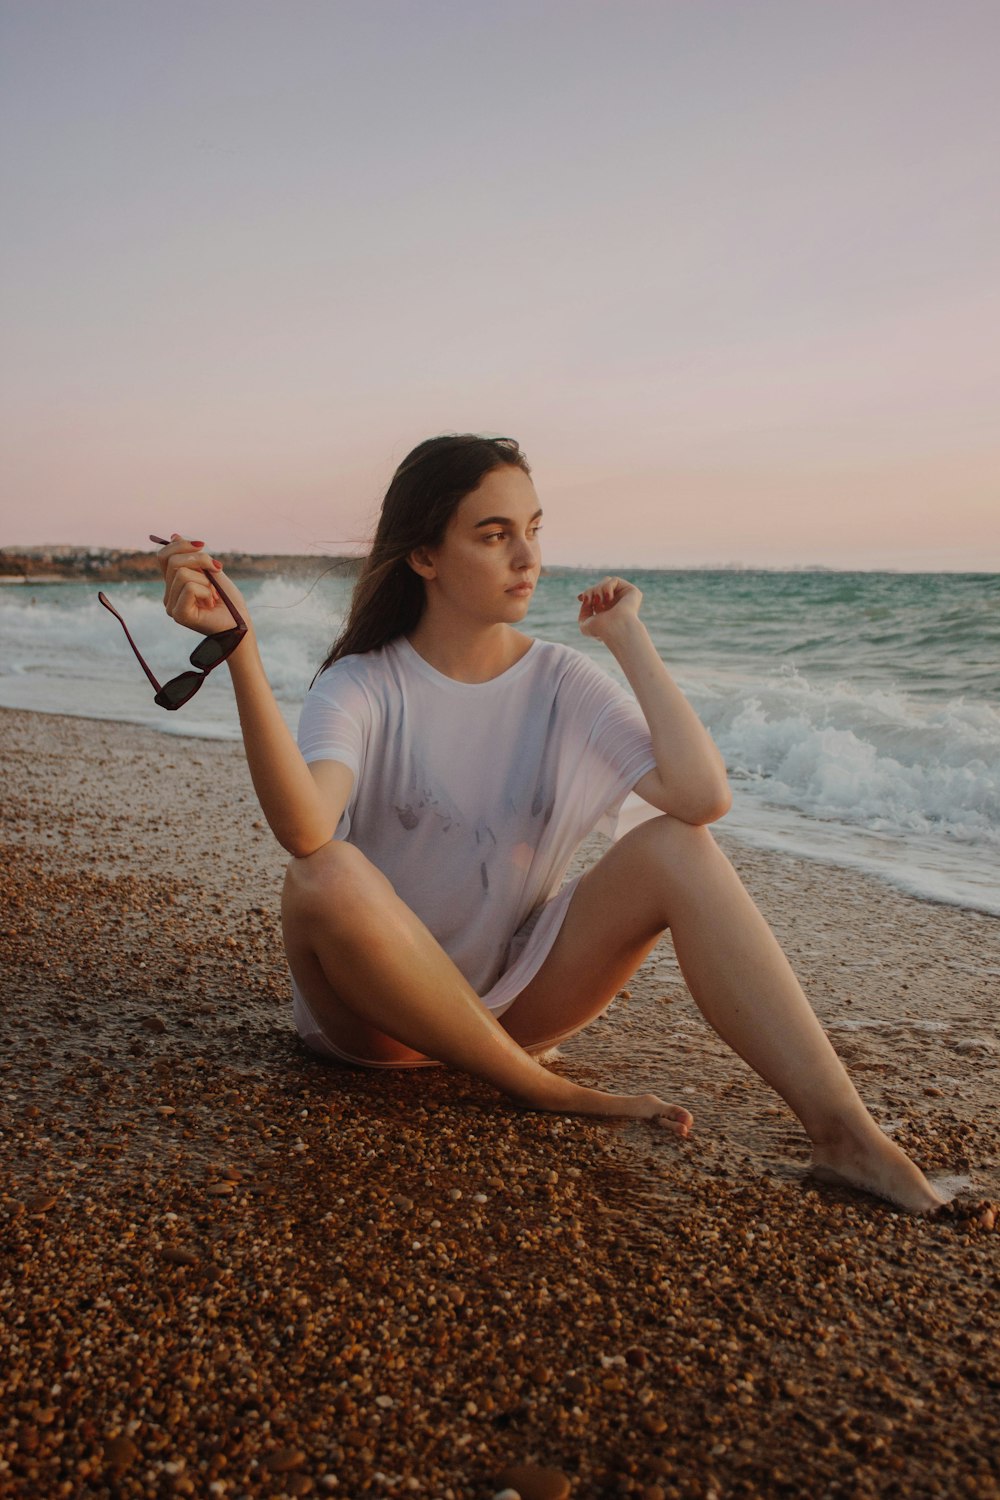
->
xmin=191 ymin=540 xmax=205 ymax=549
xmin=170 ymin=533 xmax=181 ymax=541
xmin=213 ymin=558 xmax=222 ymax=570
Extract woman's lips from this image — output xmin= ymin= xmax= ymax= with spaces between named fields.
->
xmin=506 ymin=583 xmax=534 ymax=596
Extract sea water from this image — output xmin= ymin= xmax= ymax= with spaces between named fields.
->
xmin=1 ymin=568 xmax=997 ymax=914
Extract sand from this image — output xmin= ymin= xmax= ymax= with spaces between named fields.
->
xmin=1 ymin=706 xmax=998 ymax=1500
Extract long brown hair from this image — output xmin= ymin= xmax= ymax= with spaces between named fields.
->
xmin=315 ymin=433 xmax=531 ymax=675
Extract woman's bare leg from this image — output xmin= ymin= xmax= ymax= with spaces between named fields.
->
xmin=281 ymin=840 xmax=692 ymax=1133
xmin=500 ymin=815 xmax=945 ymax=1214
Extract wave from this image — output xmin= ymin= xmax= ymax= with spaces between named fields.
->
xmin=0 ymin=577 xmax=350 ymax=707
xmin=701 ymin=666 xmax=999 ymax=849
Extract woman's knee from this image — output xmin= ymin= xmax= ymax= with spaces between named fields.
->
xmin=282 ymin=840 xmax=381 ymax=926
xmin=623 ymin=812 xmax=717 ymax=872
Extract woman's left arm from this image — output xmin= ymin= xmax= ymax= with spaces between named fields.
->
xmin=579 ymin=576 xmax=731 ymax=826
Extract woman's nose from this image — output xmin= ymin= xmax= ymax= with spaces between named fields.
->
xmin=513 ymin=535 xmax=538 ymax=568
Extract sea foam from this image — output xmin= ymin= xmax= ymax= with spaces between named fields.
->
xmin=705 ymin=666 xmax=1000 ymax=850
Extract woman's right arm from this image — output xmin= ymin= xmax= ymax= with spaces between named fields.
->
xmin=158 ymin=536 xmax=348 ymax=857
xmin=227 ymin=633 xmax=349 ymax=856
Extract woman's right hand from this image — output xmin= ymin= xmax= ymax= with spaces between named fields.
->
xmin=155 ymin=534 xmax=252 ymax=639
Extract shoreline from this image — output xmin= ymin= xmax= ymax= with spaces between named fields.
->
xmin=2 ymin=695 xmax=995 ymax=922
xmin=1 ymin=707 xmax=998 ymax=1498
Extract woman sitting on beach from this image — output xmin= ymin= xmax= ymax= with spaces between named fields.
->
xmin=156 ymin=433 xmax=944 ymax=1215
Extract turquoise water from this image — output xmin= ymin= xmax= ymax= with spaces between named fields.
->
xmin=535 ymin=569 xmax=999 ymax=699
xmin=1 ymin=569 xmax=997 ymax=913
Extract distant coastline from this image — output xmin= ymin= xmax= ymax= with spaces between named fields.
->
xmin=1 ymin=548 xmax=995 ymax=582
xmin=0 ymin=546 xmax=362 ymax=584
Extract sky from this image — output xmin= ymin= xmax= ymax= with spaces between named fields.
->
xmin=2 ymin=0 xmax=998 ymax=570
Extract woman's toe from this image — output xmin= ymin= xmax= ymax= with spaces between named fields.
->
xmin=655 ymin=1105 xmax=693 ymax=1136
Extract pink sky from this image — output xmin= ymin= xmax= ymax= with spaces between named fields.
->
xmin=2 ymin=1 xmax=998 ymax=569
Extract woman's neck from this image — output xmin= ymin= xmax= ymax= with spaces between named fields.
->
xmin=405 ymin=619 xmax=533 ymax=684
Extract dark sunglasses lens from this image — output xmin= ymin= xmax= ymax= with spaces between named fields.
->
xmin=189 ymin=629 xmax=243 ymax=670
xmin=155 ymin=672 xmax=204 ymax=710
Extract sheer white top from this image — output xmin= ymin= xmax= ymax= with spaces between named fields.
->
xmin=297 ymin=636 xmax=656 ymax=1012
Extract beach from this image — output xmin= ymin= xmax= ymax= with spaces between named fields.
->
xmin=1 ymin=705 xmax=998 ymax=1499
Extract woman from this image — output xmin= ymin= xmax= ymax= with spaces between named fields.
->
xmin=158 ymin=433 xmax=944 ymax=1214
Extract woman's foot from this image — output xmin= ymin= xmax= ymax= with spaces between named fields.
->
xmin=510 ymin=1074 xmax=693 ymax=1137
xmin=810 ymin=1124 xmax=947 ymax=1214
xmin=587 ymin=1090 xmax=694 ymax=1137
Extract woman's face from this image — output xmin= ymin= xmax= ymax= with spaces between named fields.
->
xmin=414 ymin=465 xmax=543 ymax=626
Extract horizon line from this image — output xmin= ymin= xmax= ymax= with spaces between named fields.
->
xmin=1 ymin=545 xmax=997 ymax=579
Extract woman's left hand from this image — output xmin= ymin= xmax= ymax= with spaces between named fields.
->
xmin=577 ymin=576 xmax=642 ymax=640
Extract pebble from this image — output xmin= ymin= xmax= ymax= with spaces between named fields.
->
xmin=264 ymin=1447 xmax=307 ymax=1473
xmin=24 ymin=1192 xmax=58 ymax=1214
xmin=104 ymin=1434 xmax=138 ymax=1473
xmin=495 ymin=1464 xmax=570 ymax=1500
xmin=159 ymin=1247 xmax=199 ymax=1266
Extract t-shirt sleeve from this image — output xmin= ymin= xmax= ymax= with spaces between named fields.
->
xmin=563 ymin=652 xmax=657 ymax=832
xmin=296 ymin=662 xmax=372 ymax=782
xmin=589 ymin=691 xmax=657 ymax=813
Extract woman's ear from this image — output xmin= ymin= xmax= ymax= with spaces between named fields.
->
xmin=407 ymin=545 xmax=437 ymax=580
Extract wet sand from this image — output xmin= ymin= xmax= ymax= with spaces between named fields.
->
xmin=1 ymin=706 xmax=998 ymax=1500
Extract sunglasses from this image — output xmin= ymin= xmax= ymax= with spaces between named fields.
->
xmin=98 ymin=536 xmax=247 ymax=710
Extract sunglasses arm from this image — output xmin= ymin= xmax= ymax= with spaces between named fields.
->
xmin=206 ymin=572 xmax=247 ymax=635
xmin=97 ymin=592 xmax=165 ymax=694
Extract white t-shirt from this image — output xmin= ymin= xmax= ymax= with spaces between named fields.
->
xmin=297 ymin=635 xmax=656 ymax=1012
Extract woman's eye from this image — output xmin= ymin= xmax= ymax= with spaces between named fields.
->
xmin=482 ymin=525 xmax=540 ymax=543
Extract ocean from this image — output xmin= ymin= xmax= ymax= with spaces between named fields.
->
xmin=1 ymin=567 xmax=997 ymax=915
